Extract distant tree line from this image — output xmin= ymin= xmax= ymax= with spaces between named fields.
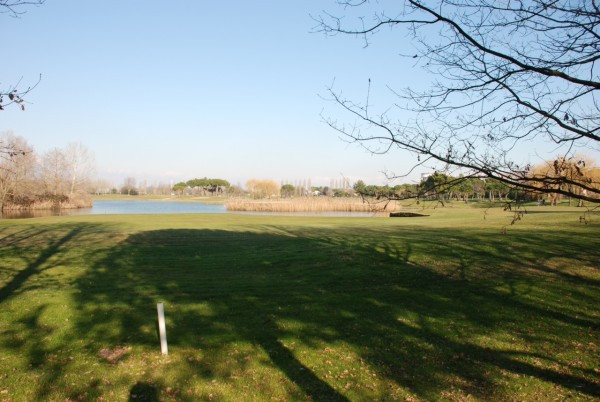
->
xmin=173 ymin=178 xmax=230 ymax=196
xmin=353 ymin=157 xmax=600 ymax=206
xmin=278 ymin=183 xmax=358 ymax=198
xmin=418 ymin=174 xmax=512 ymax=203
xmin=353 ymin=176 xmax=523 ymax=204
xmin=105 ymin=178 xmax=176 ymax=196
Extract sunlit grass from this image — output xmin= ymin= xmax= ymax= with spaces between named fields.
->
xmin=0 ymin=206 xmax=598 ymax=400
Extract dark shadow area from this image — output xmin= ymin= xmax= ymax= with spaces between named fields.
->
xmin=389 ymin=212 xmax=429 ymax=217
xmin=129 ymin=382 xmax=160 ymax=402
xmin=66 ymin=226 xmax=599 ymax=399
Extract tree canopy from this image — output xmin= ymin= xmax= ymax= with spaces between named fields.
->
xmin=172 ymin=178 xmax=231 ymax=195
xmin=280 ymin=184 xmax=295 ymax=198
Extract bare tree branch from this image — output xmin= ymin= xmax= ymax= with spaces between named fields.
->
xmin=0 ymin=0 xmax=44 ymax=17
xmin=317 ymin=0 xmax=600 ymax=204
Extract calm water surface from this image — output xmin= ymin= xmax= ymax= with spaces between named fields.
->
xmin=1 ymin=200 xmax=385 ymax=219
xmin=1 ymin=200 xmax=226 ymax=219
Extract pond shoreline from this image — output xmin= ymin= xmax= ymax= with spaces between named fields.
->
xmin=1 ymin=199 xmax=391 ymax=219
xmin=92 ymin=195 xmax=227 ymax=204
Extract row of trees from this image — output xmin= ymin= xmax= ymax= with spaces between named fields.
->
xmin=354 ymin=158 xmax=600 ymax=205
xmin=106 ymin=178 xmax=181 ymax=196
xmin=0 ymin=132 xmax=95 ymax=211
xmin=354 ymin=177 xmax=513 ymax=203
xmin=416 ymin=157 xmax=600 ymax=205
xmin=249 ymin=180 xmax=357 ymax=199
xmin=419 ymin=174 xmax=512 ymax=203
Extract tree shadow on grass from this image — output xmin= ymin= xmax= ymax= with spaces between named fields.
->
xmin=0 ymin=226 xmax=83 ymax=303
xmin=70 ymin=227 xmax=599 ymax=400
xmin=129 ymin=381 xmax=160 ymax=401
xmin=0 ymin=222 xmax=123 ymax=400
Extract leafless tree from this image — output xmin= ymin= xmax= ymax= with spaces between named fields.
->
xmin=89 ymin=179 xmax=113 ymax=195
xmin=0 ymin=134 xmax=97 ymax=212
xmin=64 ymin=142 xmax=96 ymax=195
xmin=121 ymin=177 xmax=137 ymax=195
xmin=246 ymin=179 xmax=280 ymax=199
xmin=0 ymin=132 xmax=35 ymax=210
xmin=316 ymin=0 xmax=600 ymax=203
xmin=39 ymin=148 xmax=70 ymax=196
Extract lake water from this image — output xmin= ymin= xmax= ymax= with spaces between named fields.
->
xmin=1 ymin=200 xmax=226 ymax=219
xmin=1 ymin=200 xmax=384 ymax=219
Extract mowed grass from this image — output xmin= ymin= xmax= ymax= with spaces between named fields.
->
xmin=0 ymin=206 xmax=598 ymax=401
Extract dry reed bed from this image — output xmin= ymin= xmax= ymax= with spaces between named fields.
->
xmin=226 ymin=197 xmax=401 ymax=213
xmin=2 ymin=195 xmax=92 ymax=211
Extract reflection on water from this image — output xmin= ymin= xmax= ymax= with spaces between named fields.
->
xmin=90 ymin=200 xmax=227 ymax=215
xmin=1 ymin=200 xmax=226 ymax=219
xmin=0 ymin=208 xmax=90 ymax=219
xmin=1 ymin=200 xmax=387 ymax=219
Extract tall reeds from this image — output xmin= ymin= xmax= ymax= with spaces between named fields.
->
xmin=2 ymin=194 xmax=93 ymax=211
xmin=225 ymin=197 xmax=401 ymax=213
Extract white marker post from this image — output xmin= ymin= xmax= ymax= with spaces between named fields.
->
xmin=157 ymin=303 xmax=168 ymax=355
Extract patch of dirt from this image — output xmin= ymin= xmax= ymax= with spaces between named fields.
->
xmin=98 ymin=346 xmax=130 ymax=363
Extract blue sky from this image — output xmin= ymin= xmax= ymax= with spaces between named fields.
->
xmin=2 ymin=1 xmax=424 ymax=187
xmin=3 ymin=1 xmax=590 ymax=188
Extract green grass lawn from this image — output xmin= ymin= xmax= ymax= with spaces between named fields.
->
xmin=0 ymin=206 xmax=598 ymax=400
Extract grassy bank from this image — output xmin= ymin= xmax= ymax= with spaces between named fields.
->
xmin=0 ymin=207 xmax=598 ymax=400
xmin=226 ymin=197 xmax=402 ymax=213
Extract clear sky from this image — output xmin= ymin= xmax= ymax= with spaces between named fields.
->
xmin=1 ymin=1 xmax=427 ymax=187
xmin=3 ymin=1 xmax=592 ymax=188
